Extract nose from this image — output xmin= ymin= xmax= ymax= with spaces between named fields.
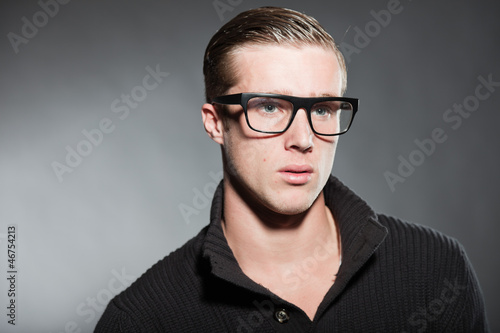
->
xmin=284 ymin=108 xmax=313 ymax=152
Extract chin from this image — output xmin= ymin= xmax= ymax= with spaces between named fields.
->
xmin=264 ymin=191 xmax=318 ymax=216
xmin=278 ymin=205 xmax=312 ymax=216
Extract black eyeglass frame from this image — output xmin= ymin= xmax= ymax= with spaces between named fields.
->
xmin=212 ymin=93 xmax=359 ymax=136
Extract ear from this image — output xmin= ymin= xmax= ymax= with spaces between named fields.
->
xmin=201 ymin=103 xmax=224 ymax=145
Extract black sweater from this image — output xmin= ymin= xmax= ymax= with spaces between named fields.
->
xmin=95 ymin=176 xmax=488 ymax=332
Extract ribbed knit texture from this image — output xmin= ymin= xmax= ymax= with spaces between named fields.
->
xmin=95 ymin=176 xmax=488 ymax=332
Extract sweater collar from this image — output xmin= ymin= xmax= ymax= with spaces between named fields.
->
xmin=202 ymin=175 xmax=388 ymax=297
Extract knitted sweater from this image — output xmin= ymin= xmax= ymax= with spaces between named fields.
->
xmin=95 ymin=176 xmax=488 ymax=332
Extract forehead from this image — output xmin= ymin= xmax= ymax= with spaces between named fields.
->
xmin=229 ymin=44 xmax=342 ymax=98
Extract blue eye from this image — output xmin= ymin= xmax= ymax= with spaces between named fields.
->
xmin=263 ymin=104 xmax=278 ymax=113
xmin=312 ymin=107 xmax=334 ymax=117
xmin=247 ymin=97 xmax=292 ymax=118
xmin=313 ymin=108 xmax=328 ymax=116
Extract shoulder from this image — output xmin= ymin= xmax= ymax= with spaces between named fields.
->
xmin=376 ymin=213 xmax=464 ymax=255
xmin=95 ymin=227 xmax=209 ymax=332
xmin=373 ymin=214 xmax=488 ymax=332
xmin=374 ymin=213 xmax=472 ymax=275
xmin=123 ymin=229 xmax=208 ymax=302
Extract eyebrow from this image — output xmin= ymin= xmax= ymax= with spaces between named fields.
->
xmin=264 ymin=90 xmax=340 ymax=98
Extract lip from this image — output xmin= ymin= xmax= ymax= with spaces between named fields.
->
xmin=278 ymin=165 xmax=313 ymax=185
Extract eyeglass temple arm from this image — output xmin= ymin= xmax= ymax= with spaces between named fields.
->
xmin=212 ymin=93 xmax=242 ymax=105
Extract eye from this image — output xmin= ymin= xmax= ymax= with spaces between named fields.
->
xmin=262 ymin=104 xmax=278 ymax=113
xmin=312 ymin=105 xmax=334 ymax=117
xmin=247 ymin=97 xmax=291 ymax=118
xmin=313 ymin=108 xmax=327 ymax=116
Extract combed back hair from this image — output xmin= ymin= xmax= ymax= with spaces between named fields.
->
xmin=203 ymin=6 xmax=347 ymax=103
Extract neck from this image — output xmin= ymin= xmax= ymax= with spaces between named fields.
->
xmin=221 ymin=179 xmax=340 ymax=273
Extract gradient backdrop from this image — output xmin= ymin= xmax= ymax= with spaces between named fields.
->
xmin=1 ymin=0 xmax=499 ymax=331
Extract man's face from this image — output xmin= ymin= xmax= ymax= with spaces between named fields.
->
xmin=216 ymin=44 xmax=343 ymax=216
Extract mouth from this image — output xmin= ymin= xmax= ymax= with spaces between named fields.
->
xmin=278 ymin=165 xmax=313 ymax=185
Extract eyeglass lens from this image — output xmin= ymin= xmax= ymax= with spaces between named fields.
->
xmin=246 ymin=96 xmax=353 ymax=135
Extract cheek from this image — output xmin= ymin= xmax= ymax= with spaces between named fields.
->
xmin=245 ymin=141 xmax=271 ymax=170
xmin=223 ymin=130 xmax=264 ymax=177
xmin=226 ymin=125 xmax=274 ymax=168
xmin=318 ymin=139 xmax=338 ymax=170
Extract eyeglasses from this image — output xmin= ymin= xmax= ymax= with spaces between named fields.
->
xmin=212 ymin=93 xmax=358 ymax=136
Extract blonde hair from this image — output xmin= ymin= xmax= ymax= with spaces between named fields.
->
xmin=203 ymin=6 xmax=347 ymax=103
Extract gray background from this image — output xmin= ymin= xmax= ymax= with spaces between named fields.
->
xmin=1 ymin=0 xmax=499 ymax=331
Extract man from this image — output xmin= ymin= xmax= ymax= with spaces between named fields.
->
xmin=96 ymin=7 xmax=488 ymax=332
